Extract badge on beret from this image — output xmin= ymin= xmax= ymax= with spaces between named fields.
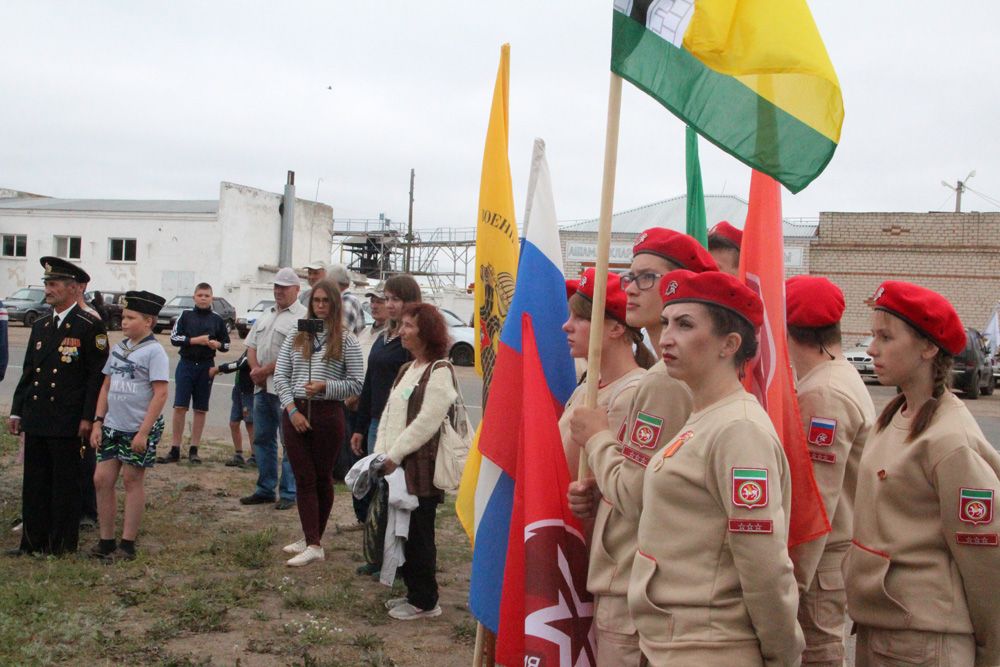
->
xmin=807 ymin=417 xmax=837 ymax=446
xmin=959 ymin=488 xmax=994 ymax=525
xmin=44 ymin=262 xmax=53 ymax=273
xmin=873 ymin=286 xmax=885 ymax=302
xmin=634 ymin=232 xmax=648 ymax=247
xmin=732 ymin=468 xmax=769 ymax=509
xmin=96 ymin=334 xmax=108 ymax=351
xmin=629 ymin=411 xmax=663 ymax=449
xmin=664 ymin=280 xmax=678 ymax=296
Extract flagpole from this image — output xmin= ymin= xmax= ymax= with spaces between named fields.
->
xmin=579 ymin=72 xmax=623 ymax=481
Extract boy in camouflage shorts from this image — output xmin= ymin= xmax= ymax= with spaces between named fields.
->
xmin=88 ymin=291 xmax=169 ymax=560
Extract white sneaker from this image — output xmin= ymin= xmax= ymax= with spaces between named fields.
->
xmin=384 ymin=597 xmax=408 ymax=610
xmin=388 ymin=602 xmax=442 ymax=620
xmin=285 ymin=545 xmax=324 ymax=567
xmin=282 ymin=538 xmax=307 ymax=554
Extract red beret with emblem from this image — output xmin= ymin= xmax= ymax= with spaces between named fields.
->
xmin=660 ymin=269 xmax=763 ymax=328
xmin=871 ymin=281 xmax=965 ymax=355
xmin=565 ymin=278 xmax=580 ymax=300
xmin=632 ymin=228 xmax=718 ymax=273
xmin=573 ymin=268 xmax=627 ymax=323
xmin=708 ymin=221 xmax=743 ymax=249
xmin=786 ymin=276 xmax=845 ymax=328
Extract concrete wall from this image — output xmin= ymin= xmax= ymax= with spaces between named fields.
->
xmin=809 ymin=212 xmax=1000 ymax=338
xmin=0 ymin=182 xmax=333 ymax=317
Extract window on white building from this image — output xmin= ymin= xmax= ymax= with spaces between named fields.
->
xmin=2 ymin=234 xmax=27 ymax=258
xmin=109 ymin=238 xmax=137 ymax=262
xmin=54 ymin=235 xmax=82 ymax=260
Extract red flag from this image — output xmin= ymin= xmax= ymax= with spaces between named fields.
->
xmin=739 ymin=170 xmax=830 ymax=548
xmin=495 ymin=315 xmax=596 ymax=666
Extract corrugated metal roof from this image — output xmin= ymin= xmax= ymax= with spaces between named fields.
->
xmin=560 ymin=194 xmax=817 ymax=238
xmin=0 ymin=198 xmax=218 ymax=214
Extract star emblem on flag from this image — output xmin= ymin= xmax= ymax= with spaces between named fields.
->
xmin=524 ymin=540 xmax=596 ymax=666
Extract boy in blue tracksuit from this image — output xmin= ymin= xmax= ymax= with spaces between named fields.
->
xmin=160 ymin=282 xmax=230 ymax=464
xmin=210 ymin=351 xmax=255 ymax=467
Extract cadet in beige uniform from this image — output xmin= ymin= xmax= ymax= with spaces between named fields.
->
xmin=786 ymin=276 xmax=876 ymax=666
xmin=632 ymin=269 xmax=802 ymax=665
xmin=844 ymin=281 xmax=1000 ymax=667
xmin=568 ymin=230 xmax=717 ymax=667
xmin=559 ymin=269 xmax=652 ymax=478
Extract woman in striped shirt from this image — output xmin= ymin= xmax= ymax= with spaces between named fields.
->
xmin=274 ymin=278 xmax=364 ymax=567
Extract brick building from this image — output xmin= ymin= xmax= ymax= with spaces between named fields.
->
xmin=810 ymin=211 xmax=1000 ymax=339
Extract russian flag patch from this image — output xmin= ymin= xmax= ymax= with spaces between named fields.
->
xmin=807 ymin=417 xmax=837 ymax=446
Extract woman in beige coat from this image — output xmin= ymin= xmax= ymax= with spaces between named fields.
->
xmin=844 ymin=281 xmax=1000 ymax=666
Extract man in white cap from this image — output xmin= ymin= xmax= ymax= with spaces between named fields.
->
xmin=328 ymin=263 xmax=365 ymax=336
xmin=240 ymin=267 xmax=306 ymax=510
xmin=299 ymin=260 xmax=328 ymax=307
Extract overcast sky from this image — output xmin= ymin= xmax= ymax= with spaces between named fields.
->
xmin=3 ymin=1 xmax=999 ymax=230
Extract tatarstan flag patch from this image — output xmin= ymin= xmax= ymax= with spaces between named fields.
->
xmin=960 ymin=488 xmax=994 ymax=525
xmin=732 ymin=468 xmax=768 ymax=509
xmin=630 ymin=411 xmax=663 ymax=449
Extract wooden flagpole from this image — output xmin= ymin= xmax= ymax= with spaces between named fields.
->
xmin=579 ymin=73 xmax=623 ymax=481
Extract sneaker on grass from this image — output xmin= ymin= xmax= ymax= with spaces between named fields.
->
xmin=282 ymin=538 xmax=307 ymax=555
xmin=388 ymin=603 xmax=442 ymax=621
xmin=286 ymin=545 xmax=324 ymax=567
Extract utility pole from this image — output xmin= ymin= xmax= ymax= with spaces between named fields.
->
xmin=942 ymin=170 xmax=976 ymax=213
xmin=405 ymin=168 xmax=415 ymax=273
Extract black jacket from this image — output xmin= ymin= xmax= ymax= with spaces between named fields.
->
xmin=217 ymin=351 xmax=254 ymax=394
xmin=170 ymin=306 xmax=230 ymax=363
xmin=12 ymin=305 xmax=108 ymax=437
xmin=354 ymin=332 xmax=411 ymax=438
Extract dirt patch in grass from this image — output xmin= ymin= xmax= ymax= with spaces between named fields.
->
xmin=0 ymin=433 xmax=476 ymax=666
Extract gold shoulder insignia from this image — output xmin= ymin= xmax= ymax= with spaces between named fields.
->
xmin=96 ymin=334 xmax=108 ymax=351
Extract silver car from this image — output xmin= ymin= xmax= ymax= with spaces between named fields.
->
xmin=844 ymin=335 xmax=875 ymax=381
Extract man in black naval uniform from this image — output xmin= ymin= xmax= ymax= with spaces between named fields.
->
xmin=7 ymin=257 xmax=108 ymax=555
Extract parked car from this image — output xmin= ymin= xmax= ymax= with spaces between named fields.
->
xmin=953 ymin=327 xmax=995 ymax=399
xmin=441 ymin=307 xmax=475 ymax=367
xmin=236 ymin=299 xmax=275 ymax=339
xmin=84 ymin=290 xmax=126 ymax=330
xmin=4 ymin=286 xmax=51 ymax=326
xmin=155 ymin=296 xmax=237 ymax=334
xmin=844 ymin=335 xmax=876 ymax=382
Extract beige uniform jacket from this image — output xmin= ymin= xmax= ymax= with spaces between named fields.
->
xmin=585 ymin=361 xmax=693 ymax=599
xmin=790 ymin=358 xmax=876 ymax=589
xmin=559 ymin=367 xmax=646 ymax=481
xmin=630 ymin=389 xmax=804 ymax=666
xmin=844 ymin=392 xmax=1000 ymax=666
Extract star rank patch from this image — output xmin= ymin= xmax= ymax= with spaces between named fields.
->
xmin=732 ymin=468 xmax=768 ymax=509
xmin=959 ymin=488 xmax=994 ymax=525
xmin=629 ymin=411 xmax=663 ymax=449
xmin=955 ymin=532 xmax=999 ymax=547
xmin=807 ymin=417 xmax=837 ymax=446
xmin=622 ymin=446 xmax=651 ymax=467
xmin=729 ymin=519 xmax=773 ymax=534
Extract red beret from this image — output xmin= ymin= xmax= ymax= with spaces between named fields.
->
xmin=574 ymin=268 xmax=627 ymax=323
xmin=660 ymin=269 xmax=763 ymax=328
xmin=708 ymin=220 xmax=743 ymax=249
xmin=786 ymin=276 xmax=845 ymax=328
xmin=872 ymin=281 xmax=966 ymax=356
xmin=565 ymin=278 xmax=580 ymax=300
xmin=632 ymin=228 xmax=718 ymax=273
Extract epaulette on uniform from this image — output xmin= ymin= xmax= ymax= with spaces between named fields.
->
xmin=74 ymin=309 xmax=101 ymax=324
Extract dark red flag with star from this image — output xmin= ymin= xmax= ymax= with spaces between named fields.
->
xmin=495 ymin=318 xmax=596 ymax=666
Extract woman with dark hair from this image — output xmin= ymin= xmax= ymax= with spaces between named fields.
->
xmin=350 ymin=274 xmax=422 ymax=569
xmin=560 ymin=268 xmax=651 ymax=478
xmin=375 ymin=302 xmax=457 ymax=621
xmin=844 ymin=281 xmax=1000 ymax=666
xmin=273 ymin=279 xmax=363 ymax=566
xmin=583 ymin=269 xmax=803 ymax=665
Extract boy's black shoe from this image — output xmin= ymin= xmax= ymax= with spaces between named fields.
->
xmin=246 ymin=455 xmax=257 ymax=467
xmin=225 ymin=453 xmax=245 ymax=468
xmin=90 ymin=539 xmax=117 ymax=559
xmin=157 ymin=447 xmax=181 ymax=464
xmin=239 ymin=493 xmax=274 ymax=505
xmin=118 ymin=540 xmax=137 ymax=561
xmin=187 ymin=447 xmax=202 ymax=464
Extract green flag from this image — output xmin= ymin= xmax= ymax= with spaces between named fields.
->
xmin=685 ymin=125 xmax=707 ymax=247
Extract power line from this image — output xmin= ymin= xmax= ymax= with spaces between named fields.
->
xmin=964 ymin=186 xmax=1000 ymax=209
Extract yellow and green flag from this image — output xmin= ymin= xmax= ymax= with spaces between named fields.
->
xmin=612 ymin=0 xmax=843 ymax=193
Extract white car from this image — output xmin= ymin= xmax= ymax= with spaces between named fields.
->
xmin=236 ymin=299 xmax=275 ymax=339
xmin=844 ymin=335 xmax=875 ymax=381
xmin=441 ymin=308 xmax=475 ymax=366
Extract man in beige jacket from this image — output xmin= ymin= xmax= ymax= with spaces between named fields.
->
xmin=786 ymin=276 xmax=875 ymax=666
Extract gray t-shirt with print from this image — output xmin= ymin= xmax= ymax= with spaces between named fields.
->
xmin=102 ymin=336 xmax=170 ymax=432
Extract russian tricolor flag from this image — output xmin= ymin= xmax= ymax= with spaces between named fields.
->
xmin=465 ymin=140 xmax=578 ymax=637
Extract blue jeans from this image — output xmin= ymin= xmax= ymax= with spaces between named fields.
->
xmin=366 ymin=417 xmax=380 ymax=455
xmin=252 ymin=392 xmax=296 ymax=501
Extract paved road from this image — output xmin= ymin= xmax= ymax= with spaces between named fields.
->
xmin=0 ymin=326 xmax=484 ymax=442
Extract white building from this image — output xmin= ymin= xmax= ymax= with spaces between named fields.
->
xmin=0 ymin=181 xmax=332 ymax=315
xmin=559 ymin=193 xmax=817 ymax=277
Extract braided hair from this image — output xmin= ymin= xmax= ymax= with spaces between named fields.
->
xmin=875 ymin=347 xmax=954 ymax=441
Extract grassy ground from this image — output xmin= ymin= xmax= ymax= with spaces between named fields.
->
xmin=0 ymin=432 xmax=476 ymax=666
